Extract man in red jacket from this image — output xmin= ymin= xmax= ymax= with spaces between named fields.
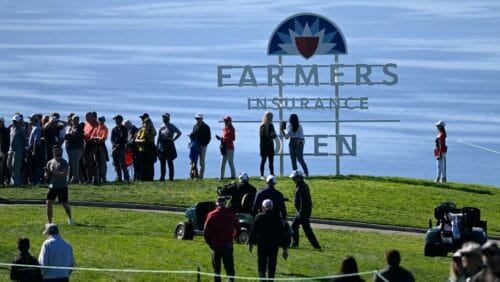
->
xmin=204 ymin=197 xmax=240 ymax=282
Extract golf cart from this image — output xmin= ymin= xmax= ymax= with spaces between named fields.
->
xmin=424 ymin=202 xmax=488 ymax=257
xmin=174 ymin=193 xmax=255 ymax=244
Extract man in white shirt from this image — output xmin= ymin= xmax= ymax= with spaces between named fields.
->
xmin=38 ymin=224 xmax=75 ymax=281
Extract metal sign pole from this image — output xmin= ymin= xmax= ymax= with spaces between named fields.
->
xmin=335 ymin=54 xmax=341 ymax=176
xmin=278 ymin=55 xmax=284 ymax=177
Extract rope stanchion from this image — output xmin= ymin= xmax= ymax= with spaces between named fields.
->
xmin=0 ymin=262 xmax=381 ymax=281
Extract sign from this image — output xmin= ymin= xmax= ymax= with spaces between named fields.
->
xmin=217 ymin=13 xmax=399 ymax=176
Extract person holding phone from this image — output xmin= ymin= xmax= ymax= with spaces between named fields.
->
xmin=282 ymin=114 xmax=309 ymax=177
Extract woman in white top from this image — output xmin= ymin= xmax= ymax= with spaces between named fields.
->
xmin=282 ymin=114 xmax=309 ymax=177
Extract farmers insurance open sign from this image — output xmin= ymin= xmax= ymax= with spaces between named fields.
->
xmin=217 ymin=13 xmax=399 ymax=176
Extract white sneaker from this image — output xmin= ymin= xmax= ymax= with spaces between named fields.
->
xmin=68 ymin=218 xmax=74 ymax=225
xmin=259 ymin=176 xmax=265 ymax=180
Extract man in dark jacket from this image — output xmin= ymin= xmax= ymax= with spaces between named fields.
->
xmin=204 ymin=197 xmax=240 ymax=282
xmin=373 ymin=249 xmax=415 ymax=282
xmin=111 ymin=115 xmax=130 ymax=182
xmin=9 ymin=237 xmax=42 ymax=282
xmin=248 ymin=199 xmax=288 ymax=281
xmin=190 ymin=113 xmax=210 ymax=179
xmin=218 ymin=172 xmax=256 ymax=213
xmin=251 ymin=175 xmax=286 ymax=219
xmin=289 ymin=170 xmax=321 ymax=250
xmin=65 ymin=115 xmax=84 ymax=184
xmin=124 ymin=119 xmax=139 ymax=181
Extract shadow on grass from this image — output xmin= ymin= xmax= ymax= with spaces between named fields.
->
xmin=74 ymin=223 xmax=107 ymax=229
xmin=314 ymin=175 xmax=494 ymax=195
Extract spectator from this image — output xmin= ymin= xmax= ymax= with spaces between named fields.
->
xmin=217 ymin=172 xmax=257 ymax=213
xmin=449 ymin=251 xmax=465 ymax=282
xmin=38 ymin=224 xmax=75 ymax=282
xmin=8 ymin=114 xmax=27 ymax=186
xmin=373 ymin=249 xmax=415 ymax=282
xmin=471 ymin=241 xmax=500 ymax=281
xmin=124 ymin=119 xmax=139 ymax=181
xmin=216 ymin=116 xmax=235 ymax=180
xmin=9 ymin=237 xmax=43 ymax=282
xmin=259 ymin=111 xmax=276 ymax=179
xmin=135 ymin=117 xmax=156 ymax=181
xmin=190 ymin=113 xmax=211 ymax=179
xmin=434 ymin=120 xmax=447 ymax=182
xmin=139 ymin=113 xmax=156 ymax=134
xmin=157 ymin=113 xmax=181 ymax=182
xmin=458 ymin=242 xmax=485 ymax=281
xmin=83 ymin=112 xmax=98 ymax=184
xmin=204 ymin=197 xmax=240 ymax=282
xmin=188 ymin=133 xmax=199 ymax=180
xmin=289 ymin=170 xmax=320 ymax=250
xmin=65 ymin=115 xmax=84 ymax=184
xmin=248 ymin=199 xmax=288 ymax=281
xmin=282 ymin=114 xmax=309 ymax=177
xmin=0 ymin=117 xmax=9 ymax=185
xmin=331 ymin=256 xmax=365 ymax=282
xmin=44 ymin=145 xmax=73 ymax=225
xmin=28 ymin=114 xmax=44 ymax=185
xmin=111 ymin=115 xmax=130 ymax=182
xmin=251 ymin=175 xmax=286 ymax=219
xmin=91 ymin=116 xmax=108 ymax=183
xmin=43 ymin=113 xmax=66 ymax=161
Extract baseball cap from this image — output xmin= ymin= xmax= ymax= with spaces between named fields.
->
xmin=223 ymin=116 xmax=232 ymax=122
xmin=435 ymin=120 xmax=445 ymax=127
xmin=195 ymin=113 xmax=203 ymax=119
xmin=266 ymin=175 xmax=276 ymax=184
xmin=239 ymin=172 xmax=249 ymax=182
xmin=460 ymin=242 xmax=481 ymax=256
xmin=43 ymin=223 xmax=59 ymax=235
xmin=289 ymin=170 xmax=304 ymax=178
xmin=98 ymin=116 xmax=106 ymax=122
xmin=481 ymin=241 xmax=499 ymax=254
xmin=113 ymin=114 xmax=123 ymax=120
xmin=140 ymin=113 xmax=149 ymax=119
xmin=162 ymin=113 xmax=170 ymax=118
xmin=11 ymin=115 xmax=22 ymax=122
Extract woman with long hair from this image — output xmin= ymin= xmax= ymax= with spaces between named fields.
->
xmin=282 ymin=113 xmax=309 ymax=177
xmin=434 ymin=120 xmax=447 ymax=182
xmin=331 ymin=256 xmax=364 ymax=282
xmin=259 ymin=112 xmax=276 ymax=178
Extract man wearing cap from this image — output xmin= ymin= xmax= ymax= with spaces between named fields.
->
xmin=434 ymin=120 xmax=447 ymax=182
xmin=139 ymin=113 xmax=156 ymax=134
xmin=64 ymin=115 xmax=84 ymax=184
xmin=39 ymin=224 xmax=75 ymax=281
xmin=7 ymin=114 xmax=27 ymax=186
xmin=217 ymin=172 xmax=256 ymax=213
xmin=373 ymin=249 xmax=415 ymax=282
xmin=204 ymin=197 xmax=240 ymax=282
xmin=251 ymin=175 xmax=286 ymax=219
xmin=0 ymin=117 xmax=10 ymax=185
xmin=111 ymin=115 xmax=130 ymax=182
xmin=190 ymin=113 xmax=211 ymax=179
xmin=43 ymin=113 xmax=66 ymax=162
xmin=248 ymin=199 xmax=289 ymax=281
xmin=216 ymin=116 xmax=235 ymax=180
xmin=471 ymin=241 xmax=500 ymax=282
xmin=289 ymin=170 xmax=321 ymax=250
xmin=45 ymin=145 xmax=73 ymax=225
xmin=91 ymin=116 xmax=109 ymax=183
xmin=27 ymin=114 xmax=44 ymax=185
xmin=157 ymin=113 xmax=181 ymax=181
xmin=458 ymin=242 xmax=485 ymax=281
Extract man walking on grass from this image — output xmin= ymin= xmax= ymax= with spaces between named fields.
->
xmin=204 ymin=197 xmax=240 ymax=282
xmin=45 ymin=145 xmax=73 ymax=225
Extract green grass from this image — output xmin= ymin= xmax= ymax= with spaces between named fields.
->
xmin=1 ymin=175 xmax=498 ymax=234
xmin=0 ymin=205 xmax=450 ymax=281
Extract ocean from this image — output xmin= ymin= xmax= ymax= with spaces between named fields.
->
xmin=1 ymin=0 xmax=499 ymax=186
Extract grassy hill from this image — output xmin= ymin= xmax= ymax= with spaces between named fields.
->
xmin=1 ymin=175 xmax=498 ymax=234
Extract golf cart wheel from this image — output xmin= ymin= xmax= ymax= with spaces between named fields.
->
xmin=175 ymin=221 xmax=194 ymax=240
xmin=237 ymin=227 xmax=250 ymax=244
xmin=424 ymin=243 xmax=435 ymax=257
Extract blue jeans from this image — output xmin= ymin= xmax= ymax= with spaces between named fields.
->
xmin=289 ymin=141 xmax=308 ymax=176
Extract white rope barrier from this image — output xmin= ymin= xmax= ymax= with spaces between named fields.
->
xmin=0 ymin=262 xmax=387 ymax=281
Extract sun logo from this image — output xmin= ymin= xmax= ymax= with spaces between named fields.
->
xmin=268 ymin=13 xmax=347 ymax=59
